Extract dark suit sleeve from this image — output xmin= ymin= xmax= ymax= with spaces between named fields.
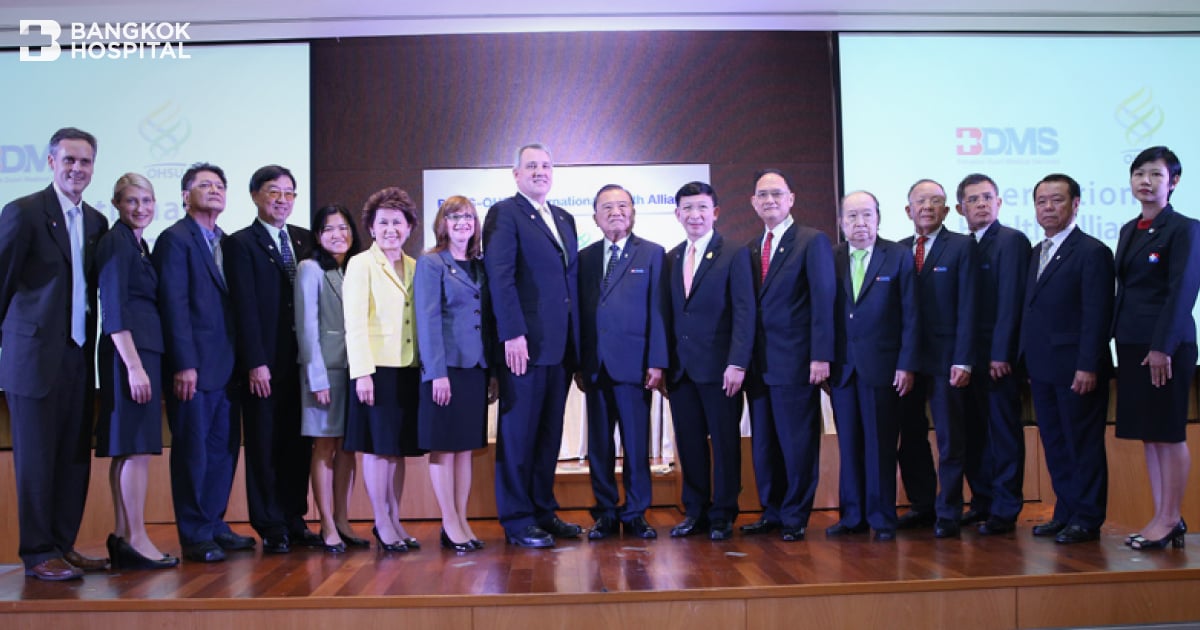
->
xmin=97 ymin=232 xmax=132 ymax=335
xmin=153 ymin=230 xmax=198 ymax=372
xmin=1152 ymin=219 xmax=1200 ymax=354
xmin=414 ymin=255 xmax=448 ymax=381
xmin=482 ymin=204 xmax=526 ymax=343
xmin=808 ymin=232 xmax=837 ymax=362
xmin=647 ymin=245 xmax=669 ymax=370
xmin=953 ymin=238 xmax=979 ymax=367
xmin=990 ymin=232 xmax=1031 ymax=364
xmin=1078 ymin=242 xmax=1116 ymax=374
xmin=728 ymin=246 xmax=756 ymax=369
xmin=896 ymin=247 xmax=920 ymax=373
xmin=0 ymin=200 xmax=32 ymax=331
xmin=223 ymin=235 xmax=268 ymax=370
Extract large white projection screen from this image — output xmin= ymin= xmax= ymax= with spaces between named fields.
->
xmin=839 ymin=33 xmax=1200 ymax=360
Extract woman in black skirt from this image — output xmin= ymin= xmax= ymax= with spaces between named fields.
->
xmin=1113 ymin=146 xmax=1200 ymax=550
xmin=96 ymin=173 xmax=178 ymax=569
xmin=414 ymin=196 xmax=497 ymax=551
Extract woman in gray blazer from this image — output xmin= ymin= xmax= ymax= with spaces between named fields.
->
xmin=414 ymin=196 xmax=496 ymax=551
xmin=296 ymin=204 xmax=364 ymax=552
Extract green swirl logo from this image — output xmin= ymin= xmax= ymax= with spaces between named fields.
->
xmin=1114 ymin=88 xmax=1164 ymax=147
xmin=139 ymin=101 xmax=191 ymax=160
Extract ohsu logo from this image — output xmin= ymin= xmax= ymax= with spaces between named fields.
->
xmin=956 ymin=127 xmax=1059 ymax=156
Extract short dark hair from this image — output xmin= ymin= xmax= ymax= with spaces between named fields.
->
xmin=753 ymin=168 xmax=794 ymax=191
xmin=249 ymin=164 xmax=296 ymax=193
xmin=955 ymin=173 xmax=998 ymax=203
xmin=675 ymin=181 xmax=718 ymax=207
xmin=592 ymin=184 xmax=633 ymax=211
xmin=361 ymin=187 xmax=418 ymax=235
xmin=906 ymin=178 xmax=946 ymax=200
xmin=49 ymin=127 xmax=97 ymax=155
xmin=181 ymin=162 xmax=226 ymax=191
xmin=1130 ymin=146 xmax=1183 ymax=202
xmin=1033 ymin=173 xmax=1081 ymax=201
xmin=428 ymin=196 xmax=482 ymax=259
xmin=310 ymin=204 xmax=362 ymax=271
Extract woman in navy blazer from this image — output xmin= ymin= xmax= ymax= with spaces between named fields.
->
xmin=1113 ymin=146 xmax=1200 ymax=550
xmin=414 ymin=196 xmax=496 ymax=551
xmin=96 ymin=173 xmax=178 ymax=569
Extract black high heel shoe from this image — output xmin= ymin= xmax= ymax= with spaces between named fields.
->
xmin=469 ymin=538 xmax=485 ymax=550
xmin=440 ymin=529 xmax=473 ymax=553
xmin=318 ymin=530 xmax=346 ymax=554
xmin=1130 ymin=519 xmax=1187 ymax=550
xmin=371 ymin=527 xmax=408 ymax=552
xmin=114 ymin=537 xmax=179 ymax=569
xmin=106 ymin=534 xmax=121 ymax=568
xmin=336 ymin=525 xmax=371 ymax=548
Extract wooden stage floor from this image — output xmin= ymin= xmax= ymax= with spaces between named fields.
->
xmin=2 ymin=506 xmax=1199 ymax=629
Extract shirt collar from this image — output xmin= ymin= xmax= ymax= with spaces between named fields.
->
xmin=1046 ymin=222 xmax=1076 ymax=247
xmin=972 ymin=221 xmax=994 ymax=242
xmin=519 ymin=191 xmax=549 ymax=212
xmin=52 ymin=181 xmax=80 ymax=215
xmin=605 ymin=235 xmax=630 ymax=252
xmin=257 ymin=217 xmax=285 ymax=243
xmin=688 ymin=230 xmax=714 ymax=256
xmin=764 ymin=215 xmax=794 ymax=241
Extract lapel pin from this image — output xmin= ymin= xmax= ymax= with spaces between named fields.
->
xmin=1149 ymin=252 xmax=1161 ymax=263
xmin=1149 ymin=228 xmax=1156 ymax=234
xmin=705 ymin=252 xmax=713 ymax=259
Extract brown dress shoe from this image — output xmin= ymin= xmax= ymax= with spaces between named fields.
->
xmin=64 ymin=550 xmax=110 ymax=571
xmin=25 ymin=557 xmax=83 ymax=581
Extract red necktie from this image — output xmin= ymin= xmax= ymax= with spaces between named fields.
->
xmin=760 ymin=231 xmax=774 ymax=283
xmin=915 ymin=235 xmax=928 ymax=273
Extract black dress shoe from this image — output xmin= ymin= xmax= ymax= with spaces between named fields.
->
xmin=960 ymin=508 xmax=990 ymax=525
xmin=873 ymin=529 xmax=896 ymax=542
xmin=709 ymin=520 xmax=734 ymax=541
xmin=506 ymin=525 xmax=555 ymax=548
xmin=780 ymin=526 xmax=806 ymax=542
xmin=262 ymin=535 xmax=291 ymax=554
xmin=440 ymin=529 xmax=474 ymax=552
xmin=978 ymin=516 xmax=1016 ymax=536
xmin=183 ymin=542 xmax=226 ymax=563
xmin=114 ymin=537 xmax=181 ymax=569
xmin=371 ymin=527 xmax=408 ymax=552
xmin=624 ymin=516 xmax=658 ymax=539
xmin=1032 ymin=520 xmax=1067 ymax=537
xmin=588 ymin=516 xmax=620 ymax=540
xmin=934 ymin=518 xmax=961 ymax=538
xmin=896 ymin=510 xmax=936 ymax=530
xmin=539 ymin=517 xmax=582 ymax=539
xmin=215 ymin=531 xmax=256 ymax=551
xmin=740 ymin=518 xmax=781 ymax=535
xmin=336 ymin=526 xmax=371 ymax=548
xmin=290 ymin=528 xmax=325 ymax=548
xmin=1055 ymin=524 xmax=1100 ymax=544
xmin=825 ymin=522 xmax=869 ymax=537
xmin=670 ymin=516 xmax=710 ymax=538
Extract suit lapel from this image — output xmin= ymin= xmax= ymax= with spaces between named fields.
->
xmin=438 ymin=249 xmax=479 ymax=291
xmin=857 ymin=245 xmax=888 ymax=302
xmin=186 ymin=216 xmax=227 ymax=291
xmin=602 ymin=236 xmax=637 ymax=298
xmin=1032 ymin=229 xmax=1078 ymax=295
xmin=1121 ymin=208 xmax=1173 ymax=269
xmin=324 ymin=268 xmax=343 ymax=301
xmin=252 ymin=221 xmax=287 ymax=275
xmin=372 ymin=244 xmax=408 ymax=296
xmin=40 ymin=186 xmax=72 ymax=263
xmin=687 ymin=233 xmax=721 ymax=301
xmin=920 ymin=232 xmax=948 ymax=277
xmin=760 ymin=224 xmax=796 ymax=295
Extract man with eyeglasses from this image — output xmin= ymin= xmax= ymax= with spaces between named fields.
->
xmin=224 ymin=165 xmax=316 ymax=553
xmin=743 ymin=168 xmax=836 ymax=542
xmin=953 ymin=173 xmax=1031 ymax=536
xmin=154 ymin=162 xmax=246 ymax=562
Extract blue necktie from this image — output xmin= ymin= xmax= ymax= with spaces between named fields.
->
xmin=603 ymin=243 xmax=620 ymax=291
xmin=67 ymin=206 xmax=86 ymax=346
xmin=279 ymin=229 xmax=296 ymax=282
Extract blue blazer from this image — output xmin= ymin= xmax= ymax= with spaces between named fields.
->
xmin=153 ymin=215 xmax=236 ymax=393
xmin=0 ymin=184 xmax=108 ymax=397
xmin=482 ymin=193 xmax=579 ymax=367
xmin=749 ymin=223 xmax=836 ymax=386
xmin=414 ymin=250 xmax=491 ymax=381
xmin=578 ymin=234 xmax=669 ymax=385
xmin=97 ymin=221 xmax=162 ymax=353
xmin=225 ymin=221 xmax=314 ymax=373
xmin=1112 ymin=205 xmax=1200 ymax=353
xmin=831 ymin=238 xmax=919 ymax=388
xmin=973 ymin=223 xmax=1031 ymax=368
xmin=900 ymin=229 xmax=978 ymax=376
xmin=665 ymin=232 xmax=755 ymax=386
xmin=1021 ymin=228 xmax=1114 ymax=386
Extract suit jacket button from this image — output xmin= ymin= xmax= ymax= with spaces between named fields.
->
xmin=474 ymin=294 xmax=480 ymax=299
xmin=474 ymin=309 xmax=480 ymax=315
xmin=475 ymin=325 xmax=481 ymax=330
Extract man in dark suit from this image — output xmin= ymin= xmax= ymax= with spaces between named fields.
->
xmin=744 ymin=169 xmax=836 ymax=542
xmin=482 ymin=143 xmax=582 ymax=548
xmin=828 ymin=191 xmax=918 ymax=542
xmin=1021 ymin=173 xmax=1113 ymax=544
xmin=896 ymin=178 xmax=977 ymax=538
xmin=225 ymin=165 xmax=317 ymax=553
xmin=155 ymin=163 xmax=252 ymax=563
xmin=954 ymin=173 xmax=1032 ymax=535
xmin=665 ymin=181 xmax=755 ymax=541
xmin=0 ymin=127 xmax=109 ymax=580
xmin=577 ymin=185 xmax=668 ymax=540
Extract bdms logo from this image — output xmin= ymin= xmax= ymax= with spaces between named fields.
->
xmin=956 ymin=127 xmax=1059 ymax=156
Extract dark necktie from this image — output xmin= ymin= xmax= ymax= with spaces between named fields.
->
xmin=760 ymin=231 xmax=774 ymax=283
xmin=279 ymin=229 xmax=296 ymax=282
xmin=603 ymin=243 xmax=619 ymax=291
xmin=915 ymin=235 xmax=928 ymax=273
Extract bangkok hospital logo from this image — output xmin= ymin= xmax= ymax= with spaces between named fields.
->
xmin=19 ymin=19 xmax=191 ymax=62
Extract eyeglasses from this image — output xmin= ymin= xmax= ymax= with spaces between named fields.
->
xmin=321 ymin=224 xmax=351 ymax=234
xmin=193 ymin=181 xmax=226 ymax=192
xmin=754 ymin=190 xmax=789 ymax=201
xmin=265 ymin=189 xmax=297 ymax=201
xmin=445 ymin=213 xmax=474 ymax=223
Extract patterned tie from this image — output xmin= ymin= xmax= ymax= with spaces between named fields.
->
xmin=1037 ymin=238 xmax=1054 ymax=279
xmin=279 ymin=229 xmax=296 ymax=282
xmin=683 ymin=243 xmax=697 ymax=297
xmin=603 ymin=243 xmax=620 ymax=291
xmin=207 ymin=231 xmax=226 ymax=284
xmin=66 ymin=206 xmax=86 ymax=346
xmin=540 ymin=204 xmax=567 ymax=265
xmin=850 ymin=248 xmax=867 ymax=300
xmin=915 ymin=235 xmax=928 ymax=273
xmin=760 ymin=230 xmax=774 ymax=283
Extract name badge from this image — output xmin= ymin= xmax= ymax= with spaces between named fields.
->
xmin=933 ymin=266 xmax=948 ymax=273
xmin=630 ymin=268 xmax=646 ymax=274
xmin=876 ymin=275 xmax=892 ymax=282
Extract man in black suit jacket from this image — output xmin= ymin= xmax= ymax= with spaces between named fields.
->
xmin=154 ymin=163 xmax=250 ymax=563
xmin=225 ymin=165 xmax=316 ymax=553
xmin=482 ymin=143 xmax=583 ymax=548
xmin=1022 ymin=173 xmax=1114 ymax=543
xmin=665 ymin=181 xmax=755 ymax=541
xmin=0 ymin=127 xmax=109 ymax=580
xmin=954 ymin=174 xmax=1032 ymax=535
xmin=744 ymin=169 xmax=837 ymax=542
xmin=896 ymin=179 xmax=977 ymax=538
xmin=828 ymin=191 xmax=918 ymax=541
xmin=577 ymin=185 xmax=668 ymax=540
